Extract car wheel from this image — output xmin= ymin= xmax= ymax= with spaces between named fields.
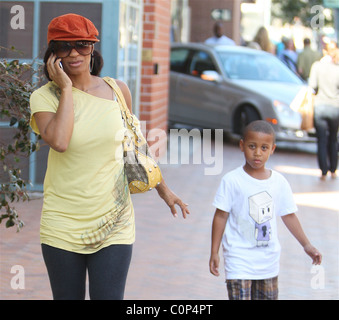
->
xmin=234 ymin=105 xmax=260 ymax=135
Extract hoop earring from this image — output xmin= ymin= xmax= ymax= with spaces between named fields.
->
xmin=89 ymin=54 xmax=94 ymax=73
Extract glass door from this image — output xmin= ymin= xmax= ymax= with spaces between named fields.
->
xmin=118 ymin=0 xmax=143 ymax=116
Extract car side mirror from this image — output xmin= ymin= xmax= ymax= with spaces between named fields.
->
xmin=201 ymin=70 xmax=222 ymax=83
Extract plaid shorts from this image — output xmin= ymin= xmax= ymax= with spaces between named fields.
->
xmin=226 ymin=276 xmax=278 ymax=300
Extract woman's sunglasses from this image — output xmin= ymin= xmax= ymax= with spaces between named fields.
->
xmin=52 ymin=41 xmax=94 ymax=58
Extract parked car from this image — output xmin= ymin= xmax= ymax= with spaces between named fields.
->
xmin=169 ymin=43 xmax=313 ymax=141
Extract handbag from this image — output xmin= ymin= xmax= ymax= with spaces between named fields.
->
xmin=104 ymin=77 xmax=162 ymax=193
xmin=299 ymin=87 xmax=315 ymax=131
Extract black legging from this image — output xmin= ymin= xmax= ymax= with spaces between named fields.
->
xmin=314 ymin=104 xmax=339 ymax=176
xmin=41 ymin=243 xmax=132 ymax=300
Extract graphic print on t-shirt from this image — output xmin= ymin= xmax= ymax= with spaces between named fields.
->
xmin=249 ymin=191 xmax=273 ymax=247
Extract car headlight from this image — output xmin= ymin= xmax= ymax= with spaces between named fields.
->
xmin=273 ymin=100 xmax=292 ymax=115
xmin=273 ymin=99 xmax=302 ymax=130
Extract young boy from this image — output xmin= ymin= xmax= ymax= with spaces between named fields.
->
xmin=209 ymin=120 xmax=322 ymax=300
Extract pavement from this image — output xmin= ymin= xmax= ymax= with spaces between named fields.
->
xmin=0 ymin=136 xmax=338 ymax=300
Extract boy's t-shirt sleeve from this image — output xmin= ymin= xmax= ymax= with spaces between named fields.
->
xmin=213 ymin=175 xmax=233 ymax=213
xmin=275 ymin=173 xmax=298 ymax=216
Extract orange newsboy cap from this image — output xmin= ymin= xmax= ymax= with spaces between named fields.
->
xmin=47 ymin=13 xmax=99 ymax=44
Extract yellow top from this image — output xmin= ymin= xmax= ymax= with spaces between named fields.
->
xmin=30 ymin=79 xmax=135 ymax=253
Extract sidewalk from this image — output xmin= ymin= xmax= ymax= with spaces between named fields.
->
xmin=0 ymin=140 xmax=338 ymax=300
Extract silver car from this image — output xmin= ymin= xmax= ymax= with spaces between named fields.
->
xmin=169 ymin=43 xmax=312 ymax=141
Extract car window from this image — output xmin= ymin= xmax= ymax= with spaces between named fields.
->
xmin=220 ymin=53 xmax=259 ymax=80
xmin=216 ymin=51 xmax=302 ymax=84
xmin=170 ymin=48 xmax=190 ymax=74
xmin=189 ymin=51 xmax=217 ymax=77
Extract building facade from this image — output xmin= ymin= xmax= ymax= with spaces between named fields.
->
xmin=0 ymin=0 xmax=171 ymax=190
xmin=1 ymin=0 xmax=259 ymax=191
xmin=189 ymin=0 xmax=243 ymax=45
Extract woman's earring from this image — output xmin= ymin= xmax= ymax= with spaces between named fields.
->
xmin=89 ymin=54 xmax=94 ymax=73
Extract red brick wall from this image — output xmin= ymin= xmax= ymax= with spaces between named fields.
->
xmin=141 ymin=0 xmax=170 ymax=154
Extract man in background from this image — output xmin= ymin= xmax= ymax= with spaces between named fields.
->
xmin=297 ymin=38 xmax=322 ymax=81
xmin=205 ymin=22 xmax=236 ymax=46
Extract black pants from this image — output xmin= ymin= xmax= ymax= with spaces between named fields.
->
xmin=41 ymin=243 xmax=132 ymax=300
xmin=314 ymin=105 xmax=339 ymax=176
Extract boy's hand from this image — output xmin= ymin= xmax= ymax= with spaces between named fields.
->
xmin=209 ymin=253 xmax=220 ymax=276
xmin=304 ymin=243 xmax=322 ymax=265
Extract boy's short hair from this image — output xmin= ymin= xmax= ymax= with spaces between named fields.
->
xmin=243 ymin=120 xmax=276 ymax=143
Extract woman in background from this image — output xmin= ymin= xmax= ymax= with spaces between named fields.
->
xmin=309 ymin=41 xmax=339 ymax=180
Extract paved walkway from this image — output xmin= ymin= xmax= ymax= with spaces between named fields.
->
xmin=0 ymin=139 xmax=338 ymax=300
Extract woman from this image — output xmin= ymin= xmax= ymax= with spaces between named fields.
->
xmin=309 ymin=41 xmax=339 ymax=180
xmin=249 ymin=26 xmax=275 ymax=54
xmin=30 ymin=13 xmax=189 ymax=300
xmin=278 ymin=38 xmax=298 ymax=73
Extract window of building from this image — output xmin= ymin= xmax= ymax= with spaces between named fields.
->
xmin=170 ymin=0 xmax=190 ymax=43
xmin=118 ymin=0 xmax=143 ymax=115
xmin=0 ymin=1 xmax=34 ymax=58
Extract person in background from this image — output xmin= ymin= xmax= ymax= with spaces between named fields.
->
xmin=248 ymin=26 xmax=275 ymax=54
xmin=308 ymin=41 xmax=339 ymax=180
xmin=278 ymin=38 xmax=298 ymax=73
xmin=297 ymin=38 xmax=322 ymax=81
xmin=205 ymin=22 xmax=236 ymax=46
xmin=275 ymin=36 xmax=287 ymax=57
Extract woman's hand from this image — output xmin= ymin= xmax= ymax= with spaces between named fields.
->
xmin=46 ymin=53 xmax=72 ymax=90
xmin=34 ymin=53 xmax=74 ymax=152
xmin=156 ymin=180 xmax=190 ymax=219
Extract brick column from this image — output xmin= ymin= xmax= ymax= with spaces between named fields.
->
xmin=140 ymin=0 xmax=170 ymax=156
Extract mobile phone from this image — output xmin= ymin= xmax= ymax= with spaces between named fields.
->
xmin=52 ymin=52 xmax=63 ymax=70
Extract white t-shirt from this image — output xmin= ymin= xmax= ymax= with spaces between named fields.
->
xmin=205 ymin=35 xmax=236 ymax=46
xmin=213 ymin=166 xmax=297 ymax=280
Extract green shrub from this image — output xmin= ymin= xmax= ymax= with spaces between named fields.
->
xmin=0 ymin=51 xmax=41 ymax=231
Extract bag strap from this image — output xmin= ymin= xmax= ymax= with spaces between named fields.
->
xmin=103 ymin=77 xmax=132 ymax=124
xmin=103 ymin=77 xmax=142 ymax=143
